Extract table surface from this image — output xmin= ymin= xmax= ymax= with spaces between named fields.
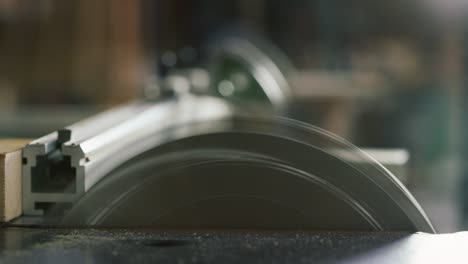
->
xmin=0 ymin=227 xmax=467 ymax=263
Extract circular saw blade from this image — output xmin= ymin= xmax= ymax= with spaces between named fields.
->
xmin=60 ymin=116 xmax=434 ymax=232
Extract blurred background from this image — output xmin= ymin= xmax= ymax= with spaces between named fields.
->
xmin=0 ymin=0 xmax=467 ymax=232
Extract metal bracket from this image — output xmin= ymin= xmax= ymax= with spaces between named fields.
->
xmin=22 ymin=96 xmax=233 ymax=216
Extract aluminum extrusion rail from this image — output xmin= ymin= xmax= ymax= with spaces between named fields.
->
xmin=22 ymin=96 xmax=234 ymax=215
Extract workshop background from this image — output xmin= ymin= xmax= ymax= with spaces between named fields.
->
xmin=0 ymin=0 xmax=467 ymax=232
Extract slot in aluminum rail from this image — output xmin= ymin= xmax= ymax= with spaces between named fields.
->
xmin=22 ymin=95 xmax=234 ymax=215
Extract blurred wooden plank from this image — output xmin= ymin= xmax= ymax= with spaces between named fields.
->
xmin=289 ymin=71 xmax=385 ymax=98
xmin=107 ymin=0 xmax=143 ymax=104
xmin=0 ymin=139 xmax=31 ymax=222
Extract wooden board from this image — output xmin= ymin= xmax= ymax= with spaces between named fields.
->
xmin=0 ymin=139 xmax=31 ymax=222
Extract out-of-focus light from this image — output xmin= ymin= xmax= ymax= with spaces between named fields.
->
xmin=218 ymin=80 xmax=235 ymax=97
xmin=161 ymin=51 xmax=177 ymax=67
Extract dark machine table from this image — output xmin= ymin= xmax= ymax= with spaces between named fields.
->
xmin=0 ymin=227 xmax=467 ymax=263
